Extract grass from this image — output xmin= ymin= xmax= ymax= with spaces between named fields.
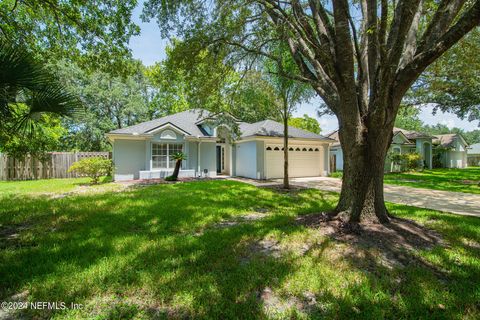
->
xmin=0 ymin=176 xmax=114 ymax=195
xmin=384 ymin=167 xmax=480 ymax=194
xmin=330 ymin=168 xmax=480 ymax=194
xmin=0 ymin=178 xmax=479 ymax=319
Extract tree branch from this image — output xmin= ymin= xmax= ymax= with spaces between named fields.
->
xmin=418 ymin=0 xmax=467 ymax=53
xmin=394 ymin=0 xmax=480 ymax=106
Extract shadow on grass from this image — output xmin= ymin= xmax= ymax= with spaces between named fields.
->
xmin=0 ymin=180 xmax=478 ymax=318
xmin=0 ymin=180 xmax=335 ymax=318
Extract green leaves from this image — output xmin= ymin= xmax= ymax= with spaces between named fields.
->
xmin=410 ymin=29 xmax=480 ymax=123
xmin=53 ymin=59 xmax=153 ymax=151
xmin=0 ymin=41 xmax=82 ymax=138
xmin=68 ymin=157 xmax=113 ymax=184
xmin=170 ymin=152 xmax=187 ymax=161
xmin=288 ymin=115 xmax=321 ymax=134
xmin=145 ymin=40 xmax=278 ymax=123
xmin=0 ymin=0 xmax=139 ymax=73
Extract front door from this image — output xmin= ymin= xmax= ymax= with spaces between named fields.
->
xmin=216 ymin=145 xmax=222 ymax=173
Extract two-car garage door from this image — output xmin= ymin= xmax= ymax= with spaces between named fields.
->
xmin=265 ymin=144 xmax=324 ymax=178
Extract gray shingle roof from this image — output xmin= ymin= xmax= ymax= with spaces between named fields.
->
xmin=327 ymin=127 xmax=433 ymax=147
xmin=238 ymin=119 xmax=332 ymax=140
xmin=109 ymin=109 xmax=211 ymax=137
xmin=108 ymin=109 xmax=332 ymax=141
xmin=393 ymin=127 xmax=433 ymax=139
xmin=433 ymin=133 xmax=464 ymax=148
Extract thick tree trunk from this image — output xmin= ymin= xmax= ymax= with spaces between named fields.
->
xmin=283 ymin=115 xmax=289 ymax=189
xmin=333 ymin=117 xmax=394 ymax=224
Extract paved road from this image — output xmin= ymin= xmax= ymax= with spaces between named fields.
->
xmin=288 ymin=177 xmax=480 ymax=217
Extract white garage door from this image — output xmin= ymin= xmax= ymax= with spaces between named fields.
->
xmin=265 ymin=144 xmax=323 ymax=178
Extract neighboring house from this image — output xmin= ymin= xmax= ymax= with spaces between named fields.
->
xmin=328 ymin=128 xmax=466 ymax=172
xmin=467 ymin=143 xmax=480 ymax=167
xmin=106 ymin=109 xmax=333 ymax=181
xmin=328 ymin=128 xmax=434 ymax=172
xmin=432 ymin=134 xmax=469 ymax=168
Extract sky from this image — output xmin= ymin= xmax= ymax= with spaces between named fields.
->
xmin=129 ymin=3 xmax=478 ymax=135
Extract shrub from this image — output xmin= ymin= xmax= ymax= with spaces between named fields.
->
xmin=330 ymin=171 xmax=343 ymax=178
xmin=165 ymin=175 xmax=177 ymax=181
xmin=388 ymin=151 xmax=422 ymax=172
xmin=68 ymin=157 xmax=112 ymax=184
xmin=403 ymin=152 xmax=422 ymax=171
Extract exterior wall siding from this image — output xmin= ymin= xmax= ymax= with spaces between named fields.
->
xmin=235 ymin=141 xmax=257 ymax=179
xmin=445 ymin=150 xmax=467 ymax=168
xmin=256 ymin=140 xmax=265 ymax=179
xmin=113 ymin=139 xmax=146 ymax=181
xmin=323 ymin=145 xmax=329 ymax=175
xmin=199 ymin=141 xmax=217 ymax=177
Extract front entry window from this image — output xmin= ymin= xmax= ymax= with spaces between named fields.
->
xmin=152 ymin=143 xmax=183 ymax=169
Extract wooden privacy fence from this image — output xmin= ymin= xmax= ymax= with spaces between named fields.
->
xmin=0 ymin=152 xmax=111 ymax=181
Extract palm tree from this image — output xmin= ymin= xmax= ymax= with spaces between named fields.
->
xmin=167 ymin=152 xmax=187 ymax=181
xmin=0 ymin=40 xmax=81 ymax=136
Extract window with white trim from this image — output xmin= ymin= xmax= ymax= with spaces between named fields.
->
xmin=152 ymin=143 xmax=183 ymax=169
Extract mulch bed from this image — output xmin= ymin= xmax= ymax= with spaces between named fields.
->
xmin=295 ymin=212 xmax=446 ymax=272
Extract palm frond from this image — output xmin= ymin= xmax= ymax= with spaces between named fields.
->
xmin=0 ymin=39 xmax=83 ymax=136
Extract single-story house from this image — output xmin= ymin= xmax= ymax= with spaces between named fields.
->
xmin=106 ymin=109 xmax=333 ymax=181
xmin=328 ymin=128 xmax=469 ymax=172
xmin=433 ymin=133 xmax=469 ymax=168
xmin=467 ymin=143 xmax=480 ymax=166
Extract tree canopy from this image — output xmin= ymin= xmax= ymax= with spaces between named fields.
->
xmin=409 ymin=29 xmax=480 ymax=122
xmin=0 ymin=0 xmax=139 ymax=72
xmin=146 ymin=41 xmax=278 ymax=123
xmin=289 ymin=114 xmax=321 ymax=134
xmin=53 ymin=60 xmax=154 ymax=151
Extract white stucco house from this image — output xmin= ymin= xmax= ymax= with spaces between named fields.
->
xmin=328 ymin=128 xmax=469 ymax=172
xmin=432 ymin=133 xmax=469 ymax=168
xmin=106 ymin=109 xmax=334 ymax=181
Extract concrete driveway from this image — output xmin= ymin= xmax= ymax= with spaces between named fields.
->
xmin=288 ymin=177 xmax=480 ymax=217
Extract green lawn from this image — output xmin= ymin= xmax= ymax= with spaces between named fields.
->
xmin=0 ymin=176 xmax=115 ymax=195
xmin=384 ymin=167 xmax=480 ymax=194
xmin=0 ymin=179 xmax=479 ymax=319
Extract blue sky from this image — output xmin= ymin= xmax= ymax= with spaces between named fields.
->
xmin=129 ymin=3 xmax=478 ymax=134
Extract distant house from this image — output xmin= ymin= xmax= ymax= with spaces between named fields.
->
xmin=467 ymin=143 xmax=480 ymax=166
xmin=106 ymin=109 xmax=334 ymax=181
xmin=432 ymin=134 xmax=469 ymax=168
xmin=328 ymin=128 xmax=468 ymax=172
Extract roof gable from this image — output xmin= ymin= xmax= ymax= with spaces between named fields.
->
xmin=108 ymin=109 xmax=210 ymax=137
xmin=433 ymin=133 xmax=468 ymax=148
xmin=146 ymin=122 xmax=191 ymax=136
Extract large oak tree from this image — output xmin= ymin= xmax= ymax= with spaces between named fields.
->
xmin=143 ymin=0 xmax=480 ymax=224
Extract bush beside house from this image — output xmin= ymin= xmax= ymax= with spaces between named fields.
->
xmin=388 ymin=152 xmax=423 ymax=172
xmin=68 ymin=157 xmax=113 ymax=184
